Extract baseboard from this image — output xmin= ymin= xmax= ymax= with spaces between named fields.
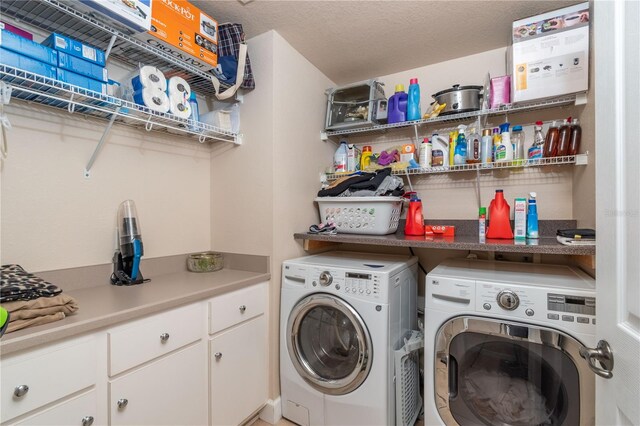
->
xmin=259 ymin=397 xmax=282 ymax=424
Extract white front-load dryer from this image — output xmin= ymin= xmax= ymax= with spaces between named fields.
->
xmin=280 ymin=251 xmax=417 ymax=426
xmin=424 ymin=259 xmax=598 ymax=426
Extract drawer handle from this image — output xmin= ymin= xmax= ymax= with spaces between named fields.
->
xmin=117 ymin=398 xmax=128 ymax=409
xmin=82 ymin=416 xmax=95 ymax=426
xmin=13 ymin=385 xmax=29 ymax=398
xmin=239 ymin=305 xmax=246 ymax=313
xmin=214 ymin=352 xmax=223 ymax=360
xmin=160 ymin=333 xmax=170 ymax=343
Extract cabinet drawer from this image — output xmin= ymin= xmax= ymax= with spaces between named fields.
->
xmin=109 ymin=342 xmax=207 ymax=426
xmin=13 ymin=389 xmax=97 ymax=426
xmin=108 ymin=303 xmax=202 ymax=376
xmin=208 ymin=282 xmax=267 ymax=334
xmin=1 ymin=336 xmax=97 ymax=423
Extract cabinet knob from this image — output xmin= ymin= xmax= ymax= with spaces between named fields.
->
xmin=214 ymin=352 xmax=223 ymax=360
xmin=13 ymin=385 xmax=29 ymax=398
xmin=117 ymin=398 xmax=128 ymax=409
xmin=81 ymin=416 xmax=94 ymax=426
xmin=160 ymin=333 xmax=170 ymax=342
xmin=239 ymin=305 xmax=246 ymax=313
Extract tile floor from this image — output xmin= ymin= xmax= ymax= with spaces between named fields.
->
xmin=250 ymin=416 xmax=425 ymax=426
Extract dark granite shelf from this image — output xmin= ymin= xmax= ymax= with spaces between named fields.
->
xmin=294 ymin=232 xmax=595 ymax=256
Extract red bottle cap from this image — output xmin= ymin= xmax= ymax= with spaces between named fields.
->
xmin=410 ymin=78 xmax=418 ymax=85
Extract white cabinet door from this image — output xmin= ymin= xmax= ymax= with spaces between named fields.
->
xmin=594 ymin=0 xmax=640 ymax=424
xmin=210 ymin=315 xmax=268 ymax=426
xmin=109 ymin=342 xmax=208 ymax=426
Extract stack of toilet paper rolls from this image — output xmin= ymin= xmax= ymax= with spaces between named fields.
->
xmin=130 ymin=66 xmax=192 ymax=120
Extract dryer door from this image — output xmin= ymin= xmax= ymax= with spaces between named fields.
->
xmin=434 ymin=316 xmax=594 ymax=426
xmin=287 ymin=294 xmax=373 ymax=395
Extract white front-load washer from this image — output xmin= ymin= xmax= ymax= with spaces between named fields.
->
xmin=424 ymin=259 xmax=598 ymax=426
xmin=280 ymin=251 xmax=418 ymax=426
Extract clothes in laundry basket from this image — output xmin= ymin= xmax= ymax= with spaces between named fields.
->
xmin=463 ymin=369 xmax=553 ymax=425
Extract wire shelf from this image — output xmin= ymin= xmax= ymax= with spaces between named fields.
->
xmin=324 ymin=95 xmax=579 ymax=137
xmin=0 ymin=0 xmax=229 ymax=96
xmin=324 ymin=154 xmax=588 ymax=180
xmin=0 ymin=64 xmax=239 ymax=144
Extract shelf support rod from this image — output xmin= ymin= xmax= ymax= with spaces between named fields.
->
xmin=104 ymin=35 xmax=118 ymax=61
xmin=476 ymin=168 xmax=482 ymax=209
xmin=84 ymin=107 xmax=121 ymax=177
xmin=413 ymin=124 xmax=420 ymax=152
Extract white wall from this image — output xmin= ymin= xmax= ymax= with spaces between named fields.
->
xmin=210 ymin=30 xmax=335 ymax=399
xmin=0 ymin=107 xmax=211 ymax=272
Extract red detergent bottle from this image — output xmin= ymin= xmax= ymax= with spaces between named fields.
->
xmin=486 ymin=189 xmax=514 ymax=239
xmin=405 ymin=196 xmax=425 ymax=236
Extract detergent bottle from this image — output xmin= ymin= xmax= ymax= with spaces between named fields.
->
xmin=486 ymin=189 xmax=514 ymax=239
xmin=387 ymin=84 xmax=408 ymax=124
xmin=454 ymin=125 xmax=467 ymax=165
xmin=430 ymin=133 xmax=449 ymax=168
xmin=406 ymin=78 xmax=421 ymax=121
xmin=360 ymin=145 xmax=373 ymax=170
xmin=495 ymin=122 xmax=514 ymax=162
xmin=333 ymin=140 xmax=348 ymax=173
xmin=404 ymin=195 xmax=425 ymax=236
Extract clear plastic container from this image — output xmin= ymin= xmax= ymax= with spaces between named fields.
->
xmin=511 ymin=125 xmax=525 ymax=163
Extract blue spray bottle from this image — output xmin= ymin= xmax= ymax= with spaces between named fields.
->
xmin=526 ymin=192 xmax=539 ymax=239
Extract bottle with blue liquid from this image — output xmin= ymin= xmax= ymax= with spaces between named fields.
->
xmin=527 ymin=192 xmax=539 ymax=239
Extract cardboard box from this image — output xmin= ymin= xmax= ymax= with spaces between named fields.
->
xmin=78 ymin=0 xmax=152 ymax=33
xmin=0 ymin=47 xmax=57 ymax=79
xmin=57 ymin=68 xmax=107 ymax=94
xmin=0 ymin=27 xmax=57 ymax=66
xmin=136 ymin=0 xmax=218 ymax=71
xmin=511 ymin=2 xmax=589 ymax=102
xmin=58 ymin=51 xmax=108 ymax=82
xmin=42 ymin=33 xmax=106 ymax=67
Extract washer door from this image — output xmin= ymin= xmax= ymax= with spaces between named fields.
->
xmin=287 ymin=294 xmax=373 ymax=395
xmin=434 ymin=316 xmax=594 ymax=426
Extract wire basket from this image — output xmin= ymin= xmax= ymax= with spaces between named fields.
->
xmin=315 ymin=197 xmax=403 ymax=235
xmin=395 ymin=330 xmax=423 ymax=426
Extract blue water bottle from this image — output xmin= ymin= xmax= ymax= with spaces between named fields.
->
xmin=406 ymin=78 xmax=421 ymax=121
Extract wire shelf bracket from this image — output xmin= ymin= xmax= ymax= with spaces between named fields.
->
xmin=84 ymin=106 xmax=122 ymax=178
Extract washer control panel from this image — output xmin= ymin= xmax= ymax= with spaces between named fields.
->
xmin=475 ymin=281 xmax=596 ymax=332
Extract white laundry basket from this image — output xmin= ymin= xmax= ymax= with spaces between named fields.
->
xmin=395 ymin=330 xmax=423 ymax=426
xmin=315 ymin=196 xmax=403 ymax=235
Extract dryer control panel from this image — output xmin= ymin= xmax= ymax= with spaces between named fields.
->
xmin=308 ymin=268 xmax=383 ymax=300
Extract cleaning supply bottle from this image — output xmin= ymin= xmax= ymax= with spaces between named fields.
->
xmin=333 ymin=140 xmax=348 ymax=173
xmin=406 ymin=78 xmax=421 ymax=121
xmin=528 ymin=121 xmax=545 ymax=159
xmin=360 ymin=145 xmax=373 ymax=170
xmin=387 ymin=84 xmax=408 ymax=124
xmin=479 ymin=207 xmax=487 ymax=242
xmin=448 ymin=129 xmax=458 ymax=166
xmin=543 ymin=121 xmax=560 ymax=158
xmin=481 ymin=128 xmax=493 ymax=164
xmin=454 ymin=125 xmax=467 ymax=165
xmin=526 ymin=192 xmax=539 ymax=239
xmin=430 ymin=133 xmax=449 ymax=168
xmin=495 ymin=122 xmax=514 ymax=162
xmin=486 ymin=189 xmax=514 ymax=239
xmin=568 ymin=118 xmax=582 ymax=155
xmin=492 ymin=127 xmax=501 ymax=162
xmin=404 ymin=195 xmax=425 ymax=236
xmin=466 ymin=127 xmax=481 ymax=164
xmin=511 ymin=125 xmax=525 ymax=165
xmin=557 ymin=117 xmax=572 ymax=156
xmin=419 ymin=138 xmax=431 ymax=168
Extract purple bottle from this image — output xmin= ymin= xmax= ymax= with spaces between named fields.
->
xmin=387 ymin=84 xmax=408 ymax=124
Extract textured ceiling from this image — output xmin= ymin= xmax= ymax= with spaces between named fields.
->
xmin=193 ymin=0 xmax=579 ymax=85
